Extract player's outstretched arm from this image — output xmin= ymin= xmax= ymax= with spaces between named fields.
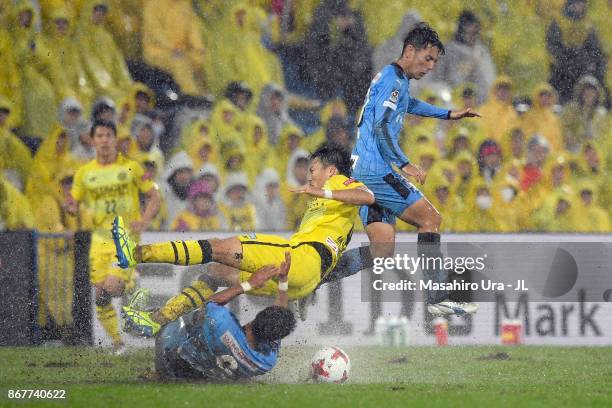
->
xmin=449 ymin=108 xmax=482 ymax=120
xmin=290 ymin=185 xmax=375 ymax=206
xmin=207 ymin=264 xmax=281 ymax=306
xmin=274 ymin=252 xmax=291 ymax=308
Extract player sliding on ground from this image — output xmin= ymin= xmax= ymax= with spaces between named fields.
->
xmin=149 ymin=252 xmax=296 ymax=380
xmin=114 ymin=143 xmax=375 ymax=336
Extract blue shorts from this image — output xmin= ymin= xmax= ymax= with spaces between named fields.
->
xmin=358 ymin=172 xmax=423 ymax=226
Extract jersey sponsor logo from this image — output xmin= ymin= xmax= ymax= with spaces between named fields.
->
xmin=241 ymin=233 xmax=257 ymax=240
xmin=117 ymin=171 xmax=127 ymax=181
xmin=89 ymin=183 xmax=130 ymax=200
xmin=220 ymin=331 xmax=259 ymax=372
xmin=326 ymin=237 xmax=339 ymax=255
xmin=343 ymin=177 xmax=356 ymax=186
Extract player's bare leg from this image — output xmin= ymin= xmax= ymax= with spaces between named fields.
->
xmin=94 ymin=275 xmax=127 ymax=353
xmin=399 ymin=198 xmax=478 ymax=316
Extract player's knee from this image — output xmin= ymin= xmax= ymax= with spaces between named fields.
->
xmin=420 ymin=210 xmax=441 ymax=232
xmin=103 ymin=276 xmax=125 ymax=297
xmin=95 ymin=287 xmax=112 ymax=307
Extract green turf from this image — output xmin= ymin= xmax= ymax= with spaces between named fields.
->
xmin=0 ymin=346 xmax=610 ymax=407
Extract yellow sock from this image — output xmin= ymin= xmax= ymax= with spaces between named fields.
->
xmin=96 ymin=304 xmax=121 ymax=345
xmin=140 ymin=240 xmax=211 ymax=265
xmin=157 ymin=280 xmax=214 ymax=323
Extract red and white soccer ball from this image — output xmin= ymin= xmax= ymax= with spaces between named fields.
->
xmin=310 ymin=346 xmax=351 ymax=383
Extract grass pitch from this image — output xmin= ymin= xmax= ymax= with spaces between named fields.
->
xmin=0 ymin=346 xmax=610 ymax=407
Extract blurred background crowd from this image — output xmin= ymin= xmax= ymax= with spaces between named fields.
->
xmin=0 ymin=0 xmax=610 ymax=234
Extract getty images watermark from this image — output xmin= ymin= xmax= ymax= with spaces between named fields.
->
xmin=360 ymin=242 xmax=612 ymax=303
xmin=372 ymin=253 xmax=528 ymax=292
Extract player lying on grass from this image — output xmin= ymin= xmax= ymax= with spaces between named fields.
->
xmin=114 ymin=143 xmax=375 ymax=334
xmin=145 ymin=252 xmax=296 ymax=380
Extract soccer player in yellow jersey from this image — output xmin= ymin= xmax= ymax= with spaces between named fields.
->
xmin=66 ymin=120 xmax=160 ymax=352
xmin=115 ymin=144 xmax=374 ymax=336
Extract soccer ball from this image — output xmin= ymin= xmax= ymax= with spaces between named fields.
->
xmin=310 ymin=346 xmax=351 ymax=383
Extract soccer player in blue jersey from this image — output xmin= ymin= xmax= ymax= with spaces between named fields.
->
xmin=352 ymin=23 xmax=481 ymax=316
xmin=129 ymin=252 xmax=296 ymax=380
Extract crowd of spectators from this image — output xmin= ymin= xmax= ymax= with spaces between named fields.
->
xmin=0 ymin=0 xmax=609 ymax=234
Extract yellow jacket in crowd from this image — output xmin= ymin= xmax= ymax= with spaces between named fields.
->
xmin=478 ymin=76 xmax=519 ymax=142
xmin=0 ymin=178 xmax=34 ymax=230
xmin=574 ymin=179 xmax=609 ymax=233
xmin=142 ymin=0 xmax=205 ymax=95
xmin=171 ymin=209 xmax=225 ymax=232
xmin=76 ymin=0 xmax=132 ymax=101
xmin=454 ymin=181 xmax=503 ymax=232
xmin=521 ymin=83 xmax=563 ymax=153
xmin=10 ymin=0 xmax=68 ymax=138
xmin=0 ymin=29 xmax=23 ymax=128
xmin=45 ymin=6 xmax=95 ymax=111
xmin=105 ymin=0 xmax=143 ymax=60
xmin=531 ymin=192 xmax=580 ymax=232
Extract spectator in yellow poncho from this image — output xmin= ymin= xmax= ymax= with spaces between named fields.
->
xmin=206 ymin=2 xmax=284 ymax=99
xmin=242 ymin=116 xmax=274 ymax=186
xmin=171 ymin=180 xmax=226 ymax=232
xmin=445 ymin=84 xmax=486 ymax=147
xmin=0 ymin=27 xmax=23 ymax=129
xmin=34 ymin=127 xmax=80 ymax=185
xmin=105 ymin=0 xmax=143 ymax=60
xmin=0 ymin=97 xmax=51 ymax=201
xmin=219 ymin=172 xmax=257 ymax=232
xmin=454 ymin=181 xmax=504 ymax=232
xmin=477 ymin=76 xmax=519 ymax=143
xmin=116 ymin=82 xmax=155 ymax=135
xmin=501 ymin=127 xmax=527 ymax=162
xmin=0 ymin=178 xmax=34 ymax=230
xmin=521 ymin=83 xmax=563 ymax=153
xmin=353 ymin=0 xmax=411 ymax=47
xmin=210 ymin=99 xmax=243 ymax=152
xmin=10 ymin=0 xmax=68 ymax=140
xmin=531 ymin=192 xmax=580 ymax=232
xmin=131 ymin=119 xmax=165 ymax=174
xmin=453 ymin=151 xmax=479 ymax=199
xmin=491 ymin=176 xmax=521 ymax=232
xmin=222 ymin=82 xmax=259 ymax=132
xmin=574 ymin=179 xmax=609 ymax=233
xmin=274 ymin=124 xmax=304 ymax=178
xmin=303 ymin=98 xmax=348 ymax=152
xmin=219 ymin=141 xmax=250 ymax=188
xmin=561 ymin=75 xmax=608 ymax=153
xmin=487 ymin=1 xmax=550 ymax=96
xmin=524 ymin=155 xmax=576 ymax=221
xmin=424 ymin=171 xmax=462 ymax=233
xmin=142 ymin=0 xmax=206 ymax=95
xmin=445 ymin=126 xmax=473 ymax=160
xmin=45 ymin=7 xmax=95 ymax=112
xmin=76 ymin=0 xmax=133 ymax=101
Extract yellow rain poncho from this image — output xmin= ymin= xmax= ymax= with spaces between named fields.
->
xmin=574 ymin=179 xmax=610 ymax=233
xmin=0 ymin=29 xmax=23 ymax=128
xmin=186 ymin=133 xmax=218 ymax=173
xmin=424 ymin=171 xmax=463 ymax=232
xmin=34 ymin=127 xmax=80 ymax=185
xmin=477 ymin=76 xmax=519 ymax=143
xmin=76 ymin=0 xmax=133 ymax=101
xmin=204 ymin=3 xmax=284 ymax=98
xmin=0 ymin=178 xmax=34 ymax=230
xmin=10 ymin=0 xmax=68 ymax=138
xmin=274 ymin=124 xmax=304 ymax=177
xmin=242 ymin=116 xmax=273 ymax=185
xmin=210 ymin=99 xmax=243 ymax=151
xmin=452 ymin=151 xmax=479 ymax=200
xmin=454 ymin=181 xmax=503 ymax=232
xmin=531 ymin=192 xmax=580 ymax=232
xmin=45 ymin=6 xmax=95 ymax=111
xmin=142 ymin=0 xmax=206 ymax=95
xmin=353 ymin=0 xmax=411 ymax=46
xmin=105 ymin=0 xmax=143 ymax=60
xmin=520 ymin=83 xmax=563 ymax=153
xmin=303 ymin=99 xmax=348 ymax=152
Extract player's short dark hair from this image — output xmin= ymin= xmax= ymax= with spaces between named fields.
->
xmin=251 ymin=306 xmax=296 ymax=343
xmin=310 ymin=143 xmax=353 ymax=177
xmin=90 ymin=119 xmax=117 ymax=137
xmin=402 ymin=22 xmax=445 ymax=55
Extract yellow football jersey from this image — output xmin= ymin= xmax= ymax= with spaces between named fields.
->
xmin=72 ymin=154 xmax=156 ymax=239
xmin=290 ymin=174 xmax=364 ymax=266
